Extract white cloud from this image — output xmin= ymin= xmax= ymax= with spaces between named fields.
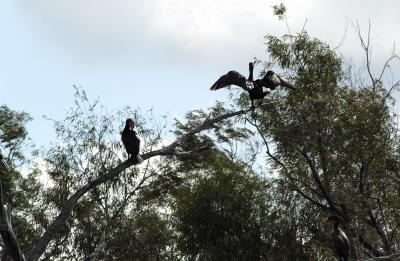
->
xmin=12 ymin=0 xmax=400 ymax=72
xmin=14 ymin=0 xmax=281 ymax=63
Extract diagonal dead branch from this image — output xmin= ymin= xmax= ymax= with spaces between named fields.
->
xmin=353 ymin=20 xmax=376 ymax=89
xmin=246 ymin=115 xmax=327 ymax=210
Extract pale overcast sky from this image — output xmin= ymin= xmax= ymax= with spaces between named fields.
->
xmin=1 ymin=0 xmax=400 ymax=147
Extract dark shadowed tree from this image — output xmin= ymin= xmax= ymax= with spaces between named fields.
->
xmin=231 ymin=6 xmax=400 ymax=260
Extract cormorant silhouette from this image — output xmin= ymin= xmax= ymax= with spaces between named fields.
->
xmin=210 ymin=62 xmax=294 ymax=108
xmin=328 ymin=215 xmax=350 ymax=261
xmin=121 ymin=119 xmax=142 ymax=164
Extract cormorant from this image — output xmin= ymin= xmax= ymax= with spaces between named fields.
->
xmin=121 ymin=119 xmax=142 ymax=164
xmin=210 ymin=62 xmax=294 ymax=108
xmin=328 ymin=215 xmax=350 ymax=261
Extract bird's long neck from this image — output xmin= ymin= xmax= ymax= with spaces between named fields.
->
xmin=123 ymin=125 xmax=131 ymax=134
xmin=248 ymin=63 xmax=254 ymax=81
xmin=332 ymin=220 xmax=340 ymax=231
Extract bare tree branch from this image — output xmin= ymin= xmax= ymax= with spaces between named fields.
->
xmin=378 ymin=55 xmax=397 ymax=82
xmin=357 ymin=252 xmax=400 ymax=261
xmin=297 ymin=147 xmax=337 ymax=210
xmin=384 ymin=79 xmax=400 ymax=100
xmin=354 ymin=20 xmax=376 ymax=89
xmin=246 ymin=115 xmax=328 ymax=210
xmin=358 ymin=163 xmax=392 ymax=255
xmin=295 ymin=108 xmax=341 ymax=215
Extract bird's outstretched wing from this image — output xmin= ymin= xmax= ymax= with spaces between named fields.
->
xmin=260 ymin=71 xmax=294 ymax=90
xmin=210 ymin=71 xmax=250 ymax=91
xmin=276 ymin=74 xmax=294 ymax=90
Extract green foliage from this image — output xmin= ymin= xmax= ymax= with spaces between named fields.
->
xmin=39 ymin=88 xmax=174 ymax=259
xmin=244 ymin=26 xmax=399 ymax=258
xmin=171 ymin=156 xmax=315 ymax=260
xmin=107 ymin=208 xmax=172 ymax=260
xmin=0 ymin=105 xmax=32 ymax=200
xmin=173 ymin=102 xmax=255 ymax=172
xmin=272 ymin=3 xmax=287 ymax=20
xmin=0 ymin=106 xmax=47 ymax=257
xmin=172 ymin=163 xmax=269 ymax=260
xmin=0 ymin=105 xmax=32 ymax=163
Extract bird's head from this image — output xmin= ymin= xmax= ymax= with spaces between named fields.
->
xmin=327 ymin=215 xmax=342 ymax=225
xmin=126 ymin=118 xmax=135 ymax=130
xmin=249 ymin=62 xmax=254 ymax=71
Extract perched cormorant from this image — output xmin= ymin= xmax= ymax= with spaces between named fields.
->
xmin=210 ymin=62 xmax=294 ymax=108
xmin=121 ymin=119 xmax=142 ymax=164
xmin=328 ymin=215 xmax=350 ymax=261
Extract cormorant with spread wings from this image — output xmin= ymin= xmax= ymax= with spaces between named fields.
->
xmin=210 ymin=62 xmax=294 ymax=108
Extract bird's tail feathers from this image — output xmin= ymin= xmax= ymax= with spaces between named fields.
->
xmin=210 ymin=83 xmax=221 ymax=91
xmin=278 ymin=75 xmax=295 ymax=90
